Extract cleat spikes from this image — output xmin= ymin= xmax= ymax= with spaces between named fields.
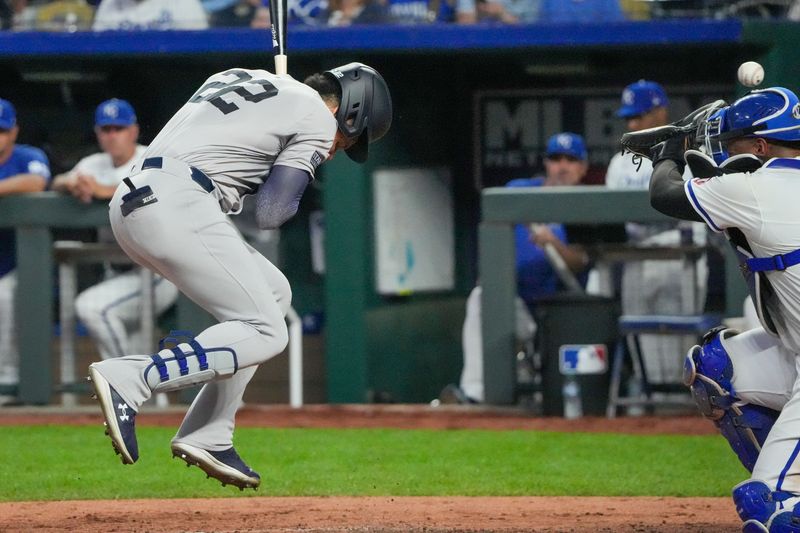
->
xmin=86 ymin=375 xmax=92 ymax=382
xmin=91 ymin=394 xmax=97 ymax=400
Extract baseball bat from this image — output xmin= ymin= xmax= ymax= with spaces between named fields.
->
xmin=269 ymin=0 xmax=288 ymax=75
xmin=529 ymin=224 xmax=584 ymax=293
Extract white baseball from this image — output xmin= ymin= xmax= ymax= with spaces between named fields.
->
xmin=738 ymin=61 xmax=764 ymax=88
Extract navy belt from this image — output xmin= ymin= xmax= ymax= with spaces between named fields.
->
xmin=141 ymin=157 xmax=215 ymax=193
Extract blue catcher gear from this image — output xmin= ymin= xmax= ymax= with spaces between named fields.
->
xmin=767 ymin=506 xmax=800 ymax=532
xmin=683 ymin=327 xmax=780 ymax=472
xmin=699 ymin=87 xmax=800 ymax=164
xmin=734 ymin=480 xmax=796 ymax=532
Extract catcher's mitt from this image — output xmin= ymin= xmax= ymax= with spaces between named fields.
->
xmin=620 ymin=99 xmax=727 ymax=159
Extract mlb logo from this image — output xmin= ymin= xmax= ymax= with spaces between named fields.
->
xmin=559 ymin=344 xmax=608 ymax=375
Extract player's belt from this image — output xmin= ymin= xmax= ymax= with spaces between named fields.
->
xmin=140 ymin=157 xmax=215 ymax=193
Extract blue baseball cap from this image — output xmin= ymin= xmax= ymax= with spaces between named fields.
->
xmin=95 ymin=99 xmax=137 ymax=127
xmin=0 ymin=98 xmax=17 ymax=130
xmin=616 ymin=80 xmax=669 ymax=118
xmin=545 ymin=132 xmax=587 ymax=160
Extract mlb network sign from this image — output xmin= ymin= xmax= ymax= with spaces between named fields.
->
xmin=559 ymin=344 xmax=608 ymax=375
xmin=473 ymin=88 xmax=712 ymax=189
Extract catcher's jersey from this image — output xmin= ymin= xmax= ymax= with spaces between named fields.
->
xmin=144 ymin=68 xmax=337 ymax=213
xmin=685 ymin=157 xmax=800 ymax=353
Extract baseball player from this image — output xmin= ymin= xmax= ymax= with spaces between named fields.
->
xmin=646 ymin=87 xmax=800 ymax=531
xmin=53 ymin=99 xmax=179 ymax=369
xmin=449 ymin=133 xmax=590 ymax=404
xmin=607 ymin=80 xmax=708 ymax=389
xmin=0 ymin=98 xmax=50 ymax=405
xmin=87 ymin=63 xmax=392 ymax=489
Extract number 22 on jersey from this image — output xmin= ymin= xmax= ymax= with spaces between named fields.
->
xmin=190 ymin=69 xmax=278 ymax=115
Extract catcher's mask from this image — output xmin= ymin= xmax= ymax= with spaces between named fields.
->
xmin=324 ymin=62 xmax=392 ymax=163
xmin=699 ymin=87 xmax=800 ymax=164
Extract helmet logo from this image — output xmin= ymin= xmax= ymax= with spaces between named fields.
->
xmin=330 ymin=69 xmax=344 ymax=79
xmin=793 ymin=103 xmax=800 ymax=120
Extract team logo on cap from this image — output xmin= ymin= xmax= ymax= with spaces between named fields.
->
xmin=556 ymin=134 xmax=573 ymax=149
xmin=103 ymin=103 xmax=119 ymax=119
xmin=793 ymin=103 xmax=800 ymax=120
xmin=622 ymin=89 xmax=634 ymax=105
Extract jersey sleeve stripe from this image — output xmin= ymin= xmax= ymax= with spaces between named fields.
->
xmin=684 ymin=179 xmax=722 ymax=232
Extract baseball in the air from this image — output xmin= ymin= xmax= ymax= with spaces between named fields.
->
xmin=738 ymin=61 xmax=765 ymax=88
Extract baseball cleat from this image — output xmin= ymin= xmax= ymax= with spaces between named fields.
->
xmin=88 ymin=365 xmax=139 ymax=464
xmin=170 ymin=441 xmax=260 ymax=490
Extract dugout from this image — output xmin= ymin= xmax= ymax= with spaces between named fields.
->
xmin=1 ymin=19 xmax=798 ymax=405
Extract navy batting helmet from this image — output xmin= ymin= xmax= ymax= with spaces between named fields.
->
xmin=700 ymin=87 xmax=800 ymax=163
xmin=324 ymin=62 xmax=392 ymax=163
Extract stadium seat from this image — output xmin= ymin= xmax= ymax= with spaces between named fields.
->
xmin=606 ymin=313 xmax=722 ymax=418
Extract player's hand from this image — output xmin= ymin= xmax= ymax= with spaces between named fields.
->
xmin=74 ymin=174 xmax=98 ymax=203
xmin=529 ymin=224 xmax=558 ymax=247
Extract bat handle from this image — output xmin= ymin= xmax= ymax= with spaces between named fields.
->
xmin=274 ymin=54 xmax=288 ymax=76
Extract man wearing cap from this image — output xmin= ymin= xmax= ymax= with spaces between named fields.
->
xmin=54 ymin=99 xmax=146 ymax=203
xmin=606 ymin=81 xmax=708 ymax=393
xmin=53 ymin=100 xmax=178 ymax=384
xmin=0 ymin=98 xmax=51 ymax=405
xmin=441 ymin=132 xmax=591 ymax=404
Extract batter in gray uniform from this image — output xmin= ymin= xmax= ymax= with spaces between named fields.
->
xmin=87 ymin=63 xmax=392 ymax=489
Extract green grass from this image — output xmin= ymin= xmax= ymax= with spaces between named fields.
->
xmin=0 ymin=426 xmax=746 ymax=501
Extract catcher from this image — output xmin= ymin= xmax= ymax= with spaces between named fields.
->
xmin=624 ymin=87 xmax=800 ymax=532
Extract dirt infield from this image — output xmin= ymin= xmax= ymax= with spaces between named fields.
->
xmin=0 ymin=404 xmax=737 ymax=532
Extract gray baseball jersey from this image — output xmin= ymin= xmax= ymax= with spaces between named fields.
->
xmin=144 ymin=68 xmax=336 ymax=213
xmin=89 ymin=68 xmax=337 ymax=477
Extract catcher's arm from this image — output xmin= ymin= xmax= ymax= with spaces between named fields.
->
xmin=649 ymin=158 xmax=702 ymax=221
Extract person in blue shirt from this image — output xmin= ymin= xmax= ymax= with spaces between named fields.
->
xmin=0 ymin=98 xmax=51 ymax=405
xmin=441 ymin=132 xmax=590 ymax=404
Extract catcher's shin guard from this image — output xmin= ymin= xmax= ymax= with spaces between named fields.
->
xmin=683 ymin=327 xmax=779 ymax=472
xmin=145 ymin=331 xmax=237 ymax=393
xmin=766 ymin=506 xmax=800 ymax=533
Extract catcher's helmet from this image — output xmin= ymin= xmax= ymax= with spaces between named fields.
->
xmin=700 ymin=87 xmax=800 ymax=163
xmin=324 ymin=62 xmax=392 ymax=163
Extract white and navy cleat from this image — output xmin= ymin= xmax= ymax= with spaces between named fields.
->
xmin=171 ymin=441 xmax=260 ymax=490
xmin=88 ymin=365 xmax=139 ymax=464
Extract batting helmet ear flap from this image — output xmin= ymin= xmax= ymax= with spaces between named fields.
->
xmin=345 ymin=130 xmax=370 ymax=163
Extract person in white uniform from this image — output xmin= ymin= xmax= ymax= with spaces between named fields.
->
xmin=53 ymin=99 xmax=179 ymax=364
xmin=87 ymin=63 xmax=392 ymax=490
xmin=647 ymin=86 xmax=800 ymax=532
xmin=607 ymin=80 xmax=707 ymax=387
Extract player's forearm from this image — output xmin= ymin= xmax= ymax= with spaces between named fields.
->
xmin=93 ymin=183 xmax=119 ymax=200
xmin=255 ymin=165 xmax=310 ymax=229
xmin=649 ymin=160 xmax=702 ymax=222
xmin=551 ymin=241 xmax=589 ymax=274
xmin=51 ymin=173 xmax=75 ymax=192
xmin=0 ymin=174 xmax=47 ymax=196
